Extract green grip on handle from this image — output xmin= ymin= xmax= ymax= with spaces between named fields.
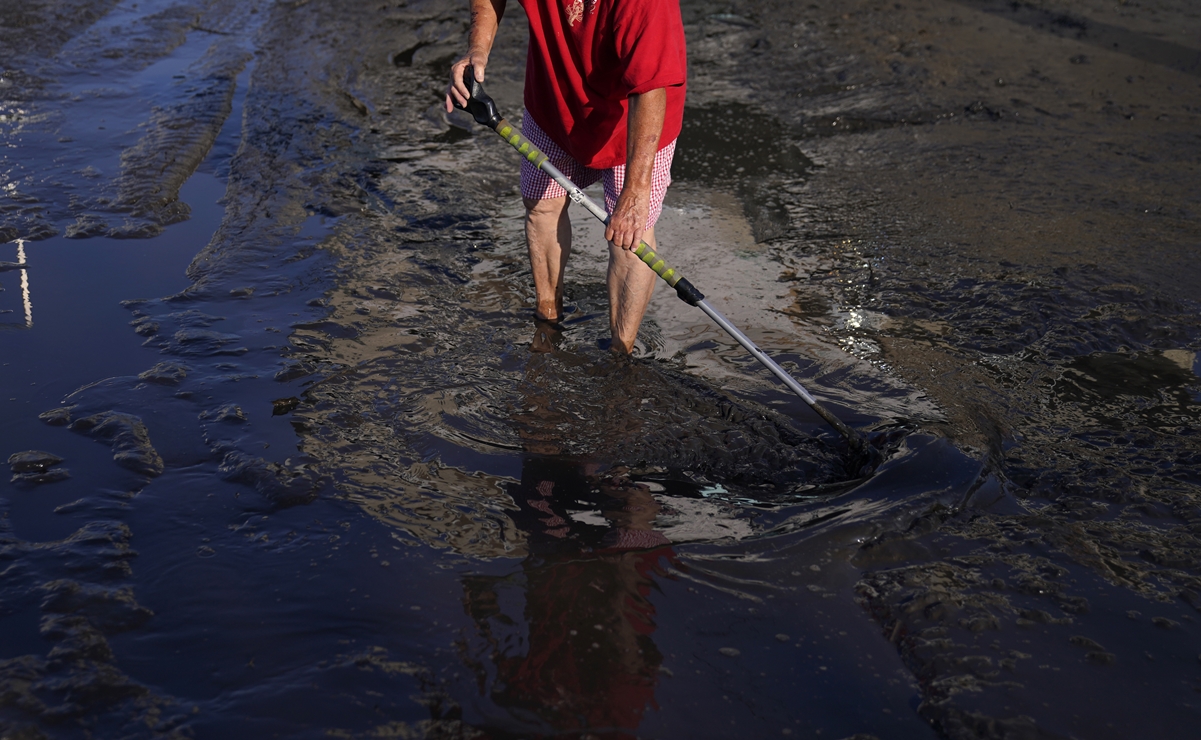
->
xmin=633 ymin=242 xmax=680 ymax=287
xmin=634 ymin=243 xmax=705 ymax=306
xmin=496 ymin=120 xmax=549 ymax=168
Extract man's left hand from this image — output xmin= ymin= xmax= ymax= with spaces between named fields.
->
xmin=606 ymin=88 xmax=666 ymax=251
xmin=606 ymin=187 xmax=649 ymax=251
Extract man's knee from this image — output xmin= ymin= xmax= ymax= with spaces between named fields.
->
xmin=524 ymin=196 xmax=568 ymax=221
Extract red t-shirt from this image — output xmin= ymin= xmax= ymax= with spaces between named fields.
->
xmin=519 ymin=0 xmax=687 ymax=170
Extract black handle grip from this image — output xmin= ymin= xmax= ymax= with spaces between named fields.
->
xmin=673 ymin=277 xmax=705 ymax=306
xmin=455 ymin=66 xmax=502 ymax=129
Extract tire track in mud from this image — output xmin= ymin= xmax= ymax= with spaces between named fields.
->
xmin=0 ymin=0 xmax=122 ymax=64
xmin=106 ymin=43 xmax=253 ymax=237
xmin=1 ymin=0 xmax=267 ymax=242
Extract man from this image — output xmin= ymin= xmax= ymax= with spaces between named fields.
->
xmin=445 ymin=0 xmax=687 ymax=354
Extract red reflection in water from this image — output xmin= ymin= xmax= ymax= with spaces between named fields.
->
xmin=461 ymin=458 xmax=676 ymax=738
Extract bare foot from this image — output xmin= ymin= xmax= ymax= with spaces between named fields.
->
xmin=534 ymin=299 xmax=561 ymax=324
xmin=529 ymin=318 xmax=562 ymax=353
xmin=608 ymin=336 xmax=635 ymax=355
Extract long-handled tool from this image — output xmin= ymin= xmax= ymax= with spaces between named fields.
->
xmin=454 ymin=71 xmax=875 ymax=460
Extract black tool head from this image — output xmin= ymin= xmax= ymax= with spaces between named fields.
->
xmin=455 ymin=66 xmax=502 ymax=129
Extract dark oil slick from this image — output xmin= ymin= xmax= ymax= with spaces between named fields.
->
xmin=2 ymin=0 xmax=1200 ymax=738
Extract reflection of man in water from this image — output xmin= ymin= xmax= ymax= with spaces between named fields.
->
xmin=460 ymin=457 xmax=674 ymax=736
xmin=446 ymin=0 xmax=687 ymax=353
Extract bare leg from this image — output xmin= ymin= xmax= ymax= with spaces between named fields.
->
xmin=607 ymin=226 xmax=657 ymax=354
xmin=524 ymin=196 xmax=571 ymax=321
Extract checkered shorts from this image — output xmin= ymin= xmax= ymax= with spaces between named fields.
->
xmin=519 ymin=111 xmax=676 ymax=230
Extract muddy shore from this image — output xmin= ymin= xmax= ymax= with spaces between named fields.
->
xmin=2 ymin=0 xmax=1200 ymax=738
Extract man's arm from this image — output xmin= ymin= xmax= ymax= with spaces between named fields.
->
xmin=605 ymin=87 xmax=667 ymax=251
xmin=446 ymin=0 xmax=506 ymax=112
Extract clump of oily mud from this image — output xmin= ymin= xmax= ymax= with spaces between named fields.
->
xmin=8 ymin=451 xmax=70 ymax=487
xmin=70 ymin=412 xmax=165 ymax=478
xmin=0 ymin=520 xmax=191 ymax=737
xmin=508 ymin=351 xmax=847 ymax=483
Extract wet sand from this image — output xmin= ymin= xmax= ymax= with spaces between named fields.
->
xmin=2 ymin=0 xmax=1200 ymax=737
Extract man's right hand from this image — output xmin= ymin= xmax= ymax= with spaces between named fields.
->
xmin=445 ymin=53 xmax=489 ymax=113
xmin=447 ymin=0 xmax=504 ymax=112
